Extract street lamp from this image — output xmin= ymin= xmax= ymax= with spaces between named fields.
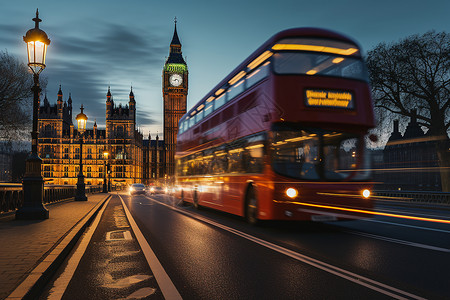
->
xmin=16 ymin=9 xmax=51 ymax=220
xmin=102 ymin=151 xmax=109 ymax=193
xmin=75 ymin=105 xmax=88 ymax=201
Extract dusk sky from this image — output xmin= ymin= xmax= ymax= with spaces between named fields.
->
xmin=1 ymin=0 xmax=449 ymax=137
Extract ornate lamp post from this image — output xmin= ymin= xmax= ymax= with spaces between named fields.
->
xmin=102 ymin=151 xmax=109 ymax=193
xmin=75 ymin=105 xmax=88 ymax=201
xmin=107 ymin=164 xmax=112 ymax=192
xmin=16 ymin=9 xmax=51 ymax=220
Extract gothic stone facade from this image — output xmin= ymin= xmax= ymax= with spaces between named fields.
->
xmin=38 ymin=87 xmax=144 ymax=187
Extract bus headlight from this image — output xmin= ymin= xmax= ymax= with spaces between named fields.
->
xmin=286 ymin=188 xmax=298 ymax=198
xmin=362 ymin=189 xmax=371 ymax=199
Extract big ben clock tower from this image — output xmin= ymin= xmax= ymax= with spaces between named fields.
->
xmin=163 ymin=20 xmax=188 ymax=177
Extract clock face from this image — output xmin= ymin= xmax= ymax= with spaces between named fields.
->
xmin=169 ymin=73 xmax=183 ymax=87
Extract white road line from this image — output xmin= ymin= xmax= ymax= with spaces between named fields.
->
xmin=119 ymin=195 xmax=182 ymax=300
xmin=47 ymin=197 xmax=111 ymax=300
xmin=362 ymin=218 xmax=450 ymax=234
xmin=146 ymin=196 xmax=425 ymax=300
xmin=347 ymin=230 xmax=450 ymax=252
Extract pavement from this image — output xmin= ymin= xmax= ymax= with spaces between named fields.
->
xmin=0 ymin=193 xmax=111 ymax=300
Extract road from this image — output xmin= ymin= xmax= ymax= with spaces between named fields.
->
xmin=42 ymin=192 xmax=450 ymax=299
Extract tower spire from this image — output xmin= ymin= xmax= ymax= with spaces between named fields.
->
xmin=166 ymin=19 xmax=185 ymax=64
xmin=170 ymin=18 xmax=181 ymax=47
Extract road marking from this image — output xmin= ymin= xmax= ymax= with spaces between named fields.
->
xmin=47 ymin=197 xmax=111 ymax=300
xmin=362 ymin=218 xmax=450 ymax=234
xmin=147 ymin=196 xmax=425 ymax=300
xmin=119 ymin=195 xmax=182 ymax=300
xmin=346 ymin=230 xmax=450 ymax=252
xmin=102 ymin=274 xmax=152 ymax=289
xmin=106 ymin=230 xmax=133 ymax=241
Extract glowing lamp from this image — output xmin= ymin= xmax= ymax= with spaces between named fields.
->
xmin=76 ymin=105 xmax=88 ymax=134
xmin=23 ymin=9 xmax=50 ymax=75
xmin=103 ymin=151 xmax=109 ymax=159
xmin=286 ymin=188 xmax=298 ymax=198
xmin=362 ymin=189 xmax=371 ymax=199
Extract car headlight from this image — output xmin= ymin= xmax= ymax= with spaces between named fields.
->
xmin=286 ymin=188 xmax=298 ymax=198
xmin=362 ymin=189 xmax=371 ymax=198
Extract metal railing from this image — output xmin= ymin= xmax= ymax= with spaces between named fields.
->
xmin=0 ymin=184 xmax=105 ymax=214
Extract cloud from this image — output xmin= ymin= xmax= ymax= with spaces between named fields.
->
xmin=7 ymin=19 xmax=168 ymax=130
xmin=0 ymin=15 xmax=170 ymax=136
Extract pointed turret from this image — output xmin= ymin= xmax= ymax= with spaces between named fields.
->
xmin=403 ymin=110 xmax=425 ymax=139
xmin=67 ymin=93 xmax=73 ymax=122
xmin=106 ymin=86 xmax=112 ymax=120
xmin=129 ymin=86 xmax=136 ymax=123
xmin=170 ymin=18 xmax=181 ymax=47
xmin=129 ymin=86 xmax=135 ymax=103
xmin=43 ymin=93 xmax=49 ymax=107
xmin=93 ymin=118 xmax=97 ymax=137
xmin=166 ymin=19 xmax=186 ymax=65
xmin=57 ymin=85 xmax=63 ymax=102
xmin=106 ymin=86 xmax=112 ymax=102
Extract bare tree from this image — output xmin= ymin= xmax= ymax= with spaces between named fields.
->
xmin=366 ymin=31 xmax=449 ymax=191
xmin=0 ymin=50 xmax=34 ymax=141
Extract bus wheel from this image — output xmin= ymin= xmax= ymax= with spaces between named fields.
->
xmin=193 ymin=190 xmax=199 ymax=209
xmin=245 ymin=187 xmax=258 ymax=225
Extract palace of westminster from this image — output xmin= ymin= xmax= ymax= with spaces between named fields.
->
xmin=37 ymin=23 xmax=188 ymax=187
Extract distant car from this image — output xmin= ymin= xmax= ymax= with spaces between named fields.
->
xmin=150 ymin=186 xmax=164 ymax=195
xmin=129 ymin=183 xmax=146 ymax=195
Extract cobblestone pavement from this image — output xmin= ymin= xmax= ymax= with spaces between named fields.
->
xmin=0 ymin=194 xmax=110 ymax=299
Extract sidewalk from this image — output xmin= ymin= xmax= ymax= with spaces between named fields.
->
xmin=0 ymin=193 xmax=110 ymax=299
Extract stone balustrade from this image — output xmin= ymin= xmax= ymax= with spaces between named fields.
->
xmin=0 ymin=184 xmax=105 ymax=214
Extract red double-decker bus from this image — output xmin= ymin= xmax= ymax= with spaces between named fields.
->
xmin=175 ymin=28 xmax=375 ymax=224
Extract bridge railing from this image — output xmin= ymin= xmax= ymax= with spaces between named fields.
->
xmin=0 ymin=184 xmax=105 ymax=214
xmin=374 ymin=190 xmax=450 ymax=206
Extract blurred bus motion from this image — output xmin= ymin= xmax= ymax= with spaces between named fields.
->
xmin=174 ymin=28 xmax=375 ymax=224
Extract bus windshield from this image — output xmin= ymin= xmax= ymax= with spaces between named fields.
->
xmin=272 ymin=52 xmax=369 ymax=82
xmin=271 ymin=125 xmax=371 ymax=181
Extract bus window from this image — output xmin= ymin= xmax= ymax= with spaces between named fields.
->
xmin=273 ymin=52 xmax=369 ymax=82
xmin=225 ymin=134 xmax=265 ymax=174
xmin=272 ymin=126 xmax=369 ymax=181
xmin=189 ymin=116 xmax=195 ymax=128
xmin=209 ymin=146 xmax=227 ymax=174
xmin=272 ymin=129 xmax=320 ymax=180
xmin=196 ymin=109 xmax=204 ymax=123
xmin=204 ymin=101 xmax=214 ymax=117
xmin=227 ymin=79 xmax=245 ymax=102
xmin=214 ymin=93 xmax=226 ymax=110
xmin=246 ymin=61 xmax=270 ymax=89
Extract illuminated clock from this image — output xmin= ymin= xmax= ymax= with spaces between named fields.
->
xmin=169 ymin=73 xmax=183 ymax=87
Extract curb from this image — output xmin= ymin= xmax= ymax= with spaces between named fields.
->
xmin=6 ymin=194 xmax=112 ymax=300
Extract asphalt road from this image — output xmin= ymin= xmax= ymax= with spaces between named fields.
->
xmin=41 ymin=192 xmax=450 ymax=299
xmin=122 ymin=193 xmax=450 ymax=299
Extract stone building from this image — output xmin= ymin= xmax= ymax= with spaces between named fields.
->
xmin=38 ymin=86 xmax=143 ymax=188
xmin=37 ymin=22 xmax=187 ymax=186
xmin=162 ymin=21 xmax=188 ymax=177
xmin=378 ymin=113 xmax=444 ymax=191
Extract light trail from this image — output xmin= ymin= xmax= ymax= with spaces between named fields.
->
xmin=145 ymin=195 xmax=425 ymax=300
xmin=274 ymin=200 xmax=450 ymax=224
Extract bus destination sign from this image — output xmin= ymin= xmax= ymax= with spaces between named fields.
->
xmin=305 ymin=89 xmax=354 ymax=109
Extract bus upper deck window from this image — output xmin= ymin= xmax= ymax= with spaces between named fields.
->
xmin=246 ymin=61 xmax=270 ymax=88
xmin=215 ymin=93 xmax=226 ymax=110
xmin=273 ymin=52 xmax=369 ymax=82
